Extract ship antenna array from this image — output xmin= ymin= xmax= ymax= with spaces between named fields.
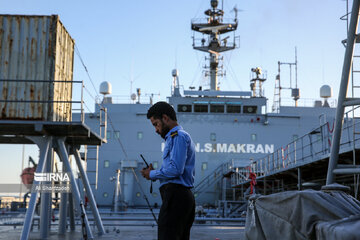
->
xmin=272 ymin=47 xmax=299 ymax=112
xmin=191 ymin=0 xmax=239 ymax=90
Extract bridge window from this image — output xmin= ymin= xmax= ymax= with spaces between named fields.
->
xmin=194 ymin=104 xmax=208 ymax=113
xmin=210 ymin=104 xmax=224 ymax=113
xmin=227 ymin=105 xmax=241 ymax=113
xmin=244 ymin=106 xmax=257 ymax=114
xmin=178 ymin=104 xmax=192 ymax=112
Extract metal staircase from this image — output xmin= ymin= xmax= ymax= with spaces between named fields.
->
xmin=193 ymin=162 xmax=232 ymax=199
xmin=192 ymin=161 xmax=248 ymax=217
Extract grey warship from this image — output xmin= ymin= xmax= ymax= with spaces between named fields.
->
xmin=82 ymin=0 xmax=337 ymax=209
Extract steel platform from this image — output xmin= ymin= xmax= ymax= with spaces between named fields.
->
xmin=0 ymin=120 xmax=105 ymax=145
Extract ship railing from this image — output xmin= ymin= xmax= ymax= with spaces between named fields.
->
xmin=192 ymin=36 xmax=240 ymax=50
xmin=278 ymin=97 xmax=337 ymax=108
xmin=191 ymin=18 xmax=237 ymax=25
xmin=0 ymin=79 xmax=85 ymax=123
xmin=231 ymin=109 xmax=360 ymax=187
xmin=97 ymin=95 xmax=154 ymax=105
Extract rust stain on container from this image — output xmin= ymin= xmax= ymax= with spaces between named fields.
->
xmin=0 ymin=14 xmax=75 ymax=121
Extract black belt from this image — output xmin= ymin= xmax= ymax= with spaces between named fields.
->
xmin=160 ymin=183 xmax=192 ymax=192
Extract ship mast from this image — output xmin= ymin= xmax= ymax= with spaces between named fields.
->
xmin=191 ymin=0 xmax=238 ymax=90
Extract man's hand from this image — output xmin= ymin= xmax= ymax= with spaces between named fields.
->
xmin=141 ymin=163 xmax=154 ymax=180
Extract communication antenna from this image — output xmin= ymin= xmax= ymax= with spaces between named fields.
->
xmin=272 ymin=47 xmax=299 ymax=112
xmin=231 ymin=5 xmax=242 ymax=23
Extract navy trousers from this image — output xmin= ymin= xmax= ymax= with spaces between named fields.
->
xmin=158 ymin=183 xmax=195 ymax=240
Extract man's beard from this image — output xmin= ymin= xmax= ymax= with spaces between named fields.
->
xmin=160 ymin=120 xmax=170 ymax=139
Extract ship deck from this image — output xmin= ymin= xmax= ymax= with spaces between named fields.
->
xmin=0 ymin=210 xmax=245 ymax=240
xmin=0 ymin=225 xmax=245 ymax=240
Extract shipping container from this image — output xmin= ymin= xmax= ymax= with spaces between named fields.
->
xmin=0 ymin=14 xmax=74 ymax=121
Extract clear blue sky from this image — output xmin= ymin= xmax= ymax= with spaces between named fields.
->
xmin=0 ymin=0 xmax=350 ymax=183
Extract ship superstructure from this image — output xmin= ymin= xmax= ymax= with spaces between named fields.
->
xmin=81 ymin=0 xmax=337 ymax=208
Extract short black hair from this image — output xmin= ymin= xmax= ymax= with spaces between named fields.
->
xmin=147 ymin=101 xmax=177 ymax=121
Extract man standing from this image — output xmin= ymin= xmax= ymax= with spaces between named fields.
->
xmin=141 ymin=101 xmax=196 ymax=240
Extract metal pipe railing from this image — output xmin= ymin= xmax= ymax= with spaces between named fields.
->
xmin=231 ymin=117 xmax=360 ymax=186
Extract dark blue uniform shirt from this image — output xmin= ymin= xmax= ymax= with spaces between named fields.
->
xmin=149 ymin=125 xmax=195 ymax=188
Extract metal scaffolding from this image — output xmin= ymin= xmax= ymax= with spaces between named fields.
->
xmin=0 ymin=120 xmax=106 ymax=239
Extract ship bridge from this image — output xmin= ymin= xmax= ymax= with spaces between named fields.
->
xmin=169 ymin=92 xmax=266 ymax=116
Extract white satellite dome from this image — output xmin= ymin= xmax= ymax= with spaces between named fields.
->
xmin=320 ymin=85 xmax=332 ymax=99
xmin=131 ymin=93 xmax=137 ymax=101
xmin=99 ymin=81 xmax=112 ymax=95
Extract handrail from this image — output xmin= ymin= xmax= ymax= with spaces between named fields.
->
xmin=0 ymin=79 xmax=85 ymax=123
xmin=230 ymin=116 xmax=360 ymax=187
